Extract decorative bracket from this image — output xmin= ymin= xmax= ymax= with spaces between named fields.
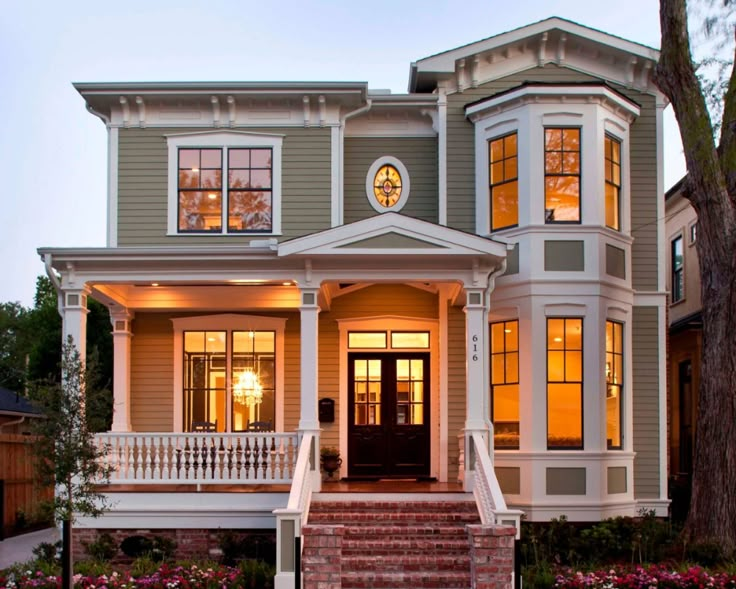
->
xmin=135 ymin=96 xmax=146 ymax=128
xmin=226 ymin=96 xmax=236 ymax=127
xmin=302 ymin=95 xmax=310 ymax=127
xmin=119 ymin=96 xmax=130 ymax=127
xmin=211 ymin=96 xmax=221 ymax=127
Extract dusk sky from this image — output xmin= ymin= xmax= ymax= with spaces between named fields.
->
xmin=0 ymin=0 xmax=687 ymax=306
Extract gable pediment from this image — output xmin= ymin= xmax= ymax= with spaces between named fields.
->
xmin=278 ymin=213 xmax=508 ymax=259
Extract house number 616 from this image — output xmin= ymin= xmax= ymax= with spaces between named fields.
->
xmin=472 ymin=335 xmax=478 ymax=361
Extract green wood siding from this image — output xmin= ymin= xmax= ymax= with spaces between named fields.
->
xmin=632 ymin=306 xmax=661 ymax=499
xmin=117 ymin=127 xmax=331 ymax=245
xmin=344 ymin=137 xmax=438 ymax=224
xmin=447 ymin=302 xmax=466 ymax=482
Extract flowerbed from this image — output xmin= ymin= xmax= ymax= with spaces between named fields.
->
xmin=555 ymin=565 xmax=736 ymax=589
xmin=0 ymin=563 xmax=272 ymax=589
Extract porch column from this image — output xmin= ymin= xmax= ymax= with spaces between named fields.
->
xmin=298 ymin=288 xmax=320 ymax=431
xmin=463 ymin=286 xmax=489 ymax=491
xmin=60 ymin=287 xmax=90 ymax=363
xmin=110 ymin=309 xmax=134 ymax=432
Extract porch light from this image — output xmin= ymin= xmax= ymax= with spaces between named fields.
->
xmin=233 ymin=368 xmax=263 ymax=407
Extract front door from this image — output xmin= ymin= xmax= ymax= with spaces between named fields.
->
xmin=348 ymin=353 xmax=430 ymax=478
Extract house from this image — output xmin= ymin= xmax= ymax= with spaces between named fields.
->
xmin=38 ymin=17 xmax=668 ymax=587
xmin=664 ymin=179 xmax=700 ymax=481
xmin=0 ymin=386 xmax=40 ymax=434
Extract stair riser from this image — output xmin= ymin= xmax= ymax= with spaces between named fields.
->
xmin=341 ymin=572 xmax=471 ymax=589
xmin=309 ymin=513 xmax=480 ymax=524
xmin=344 ymin=558 xmax=470 ymax=572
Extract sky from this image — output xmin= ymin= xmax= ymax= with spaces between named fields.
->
xmin=0 ymin=0 xmax=688 ymax=307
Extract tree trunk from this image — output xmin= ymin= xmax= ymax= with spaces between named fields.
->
xmin=655 ymin=0 xmax=736 ymax=555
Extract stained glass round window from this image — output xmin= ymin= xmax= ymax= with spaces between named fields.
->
xmin=373 ymin=164 xmax=403 ymax=208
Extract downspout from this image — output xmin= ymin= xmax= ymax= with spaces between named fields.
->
xmin=0 ymin=416 xmax=26 ymax=432
xmin=44 ymin=253 xmax=63 ymax=317
xmin=337 ymin=99 xmax=372 ymax=225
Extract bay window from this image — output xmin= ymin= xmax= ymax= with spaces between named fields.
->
xmin=547 ymin=318 xmax=583 ymax=449
xmin=605 ymin=320 xmax=623 ymax=449
xmin=544 ymin=128 xmax=581 ymax=223
xmin=490 ymin=320 xmax=519 ymax=449
xmin=604 ymin=135 xmax=622 ymax=230
xmin=489 ymin=133 xmax=518 ymax=231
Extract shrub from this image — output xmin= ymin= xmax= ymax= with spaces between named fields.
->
xmin=120 ymin=534 xmax=176 ymax=561
xmin=218 ymin=531 xmax=276 ymax=566
xmin=83 ymin=532 xmax=118 ymax=562
xmin=31 ymin=541 xmax=61 ymax=565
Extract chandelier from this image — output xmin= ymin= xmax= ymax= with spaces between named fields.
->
xmin=233 ymin=368 xmax=263 ymax=407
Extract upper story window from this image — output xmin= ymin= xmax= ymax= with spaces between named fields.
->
xmin=544 ymin=128 xmax=581 ymax=223
xmin=489 ymin=133 xmax=518 ymax=231
xmin=167 ymin=131 xmax=283 ymax=236
xmin=365 ymin=156 xmax=411 ymax=213
xmin=689 ymin=222 xmax=698 ymax=244
xmin=604 ymin=136 xmax=622 ymax=231
xmin=671 ymin=235 xmax=684 ymax=303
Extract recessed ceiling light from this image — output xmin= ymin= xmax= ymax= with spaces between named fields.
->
xmin=151 ymin=282 xmax=159 ymax=287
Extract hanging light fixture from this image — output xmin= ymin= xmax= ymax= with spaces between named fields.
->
xmin=233 ymin=368 xmax=263 ymax=407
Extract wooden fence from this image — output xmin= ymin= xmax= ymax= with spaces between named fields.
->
xmin=0 ymin=433 xmax=52 ymax=539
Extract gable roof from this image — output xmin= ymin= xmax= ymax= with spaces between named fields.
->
xmin=0 ymin=386 xmax=41 ymax=417
xmin=410 ymin=17 xmax=660 ymax=93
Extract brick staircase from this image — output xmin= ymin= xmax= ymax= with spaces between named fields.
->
xmin=303 ymin=496 xmax=481 ymax=589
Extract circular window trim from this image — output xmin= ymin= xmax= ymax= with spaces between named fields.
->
xmin=365 ymin=156 xmax=411 ymax=213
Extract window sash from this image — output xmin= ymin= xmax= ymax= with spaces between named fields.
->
xmin=671 ymin=236 xmax=684 ymax=302
xmin=489 ymin=132 xmax=519 ymax=231
xmin=546 ymin=318 xmax=584 ymax=449
xmin=490 ymin=320 xmax=520 ymax=450
xmin=544 ymin=128 xmax=581 ymax=224
xmin=604 ymin=135 xmax=622 ymax=231
xmin=605 ymin=320 xmax=624 ymax=450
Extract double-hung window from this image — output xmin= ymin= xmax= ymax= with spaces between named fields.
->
xmin=490 ymin=320 xmax=519 ymax=449
xmin=489 ymin=133 xmax=518 ymax=231
xmin=167 ymin=132 xmax=283 ymax=235
xmin=547 ymin=317 xmax=583 ymax=449
xmin=605 ymin=320 xmax=623 ymax=449
xmin=604 ymin=135 xmax=622 ymax=230
xmin=544 ymin=128 xmax=581 ymax=223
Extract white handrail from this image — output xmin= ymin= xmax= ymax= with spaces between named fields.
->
xmin=470 ymin=431 xmax=523 ymax=538
xmin=94 ymin=432 xmax=298 ymax=485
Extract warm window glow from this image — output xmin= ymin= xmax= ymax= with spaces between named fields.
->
xmin=232 ymin=331 xmax=275 ymax=431
xmin=391 ymin=332 xmax=430 ymax=349
xmin=354 ymin=359 xmax=381 ymax=425
xmin=605 ymin=136 xmax=621 ymax=230
xmin=545 ymin=128 xmax=581 ymax=223
xmin=491 ymin=320 xmax=519 ymax=449
xmin=547 ymin=318 xmax=583 ymax=448
xmin=396 ymin=359 xmax=424 ymax=425
xmin=373 ymin=165 xmax=403 ymax=208
xmin=606 ymin=321 xmax=623 ymax=449
xmin=178 ymin=149 xmax=223 ymax=232
xmin=183 ymin=331 xmax=226 ymax=432
xmin=489 ymin=133 xmax=518 ymax=231
xmin=228 ymin=148 xmax=273 ymax=232
xmin=348 ymin=332 xmax=387 ymax=349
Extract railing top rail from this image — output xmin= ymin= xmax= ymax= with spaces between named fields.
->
xmin=285 ymin=431 xmax=315 ymax=512
xmin=96 ymin=432 xmax=297 ymax=438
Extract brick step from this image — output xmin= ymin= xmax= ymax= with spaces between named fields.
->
xmin=342 ymin=524 xmax=470 ymax=537
xmin=341 ymin=570 xmax=470 ymax=589
xmin=311 ymin=500 xmax=477 ymax=513
xmin=343 ymin=554 xmax=471 ymax=572
xmin=308 ymin=511 xmax=480 ymax=525
xmin=342 ymin=536 xmax=470 ymax=554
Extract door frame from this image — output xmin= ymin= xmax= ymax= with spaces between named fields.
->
xmin=338 ymin=315 xmax=440 ymax=481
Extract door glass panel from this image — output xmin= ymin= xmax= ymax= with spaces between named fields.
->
xmin=396 ymin=358 xmax=424 ymax=425
xmin=354 ymin=358 xmax=381 ymax=425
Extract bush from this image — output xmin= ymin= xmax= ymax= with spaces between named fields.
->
xmin=236 ymin=559 xmax=275 ymax=588
xmin=120 ymin=534 xmax=176 ymax=561
xmin=31 ymin=541 xmax=61 ymax=565
xmin=218 ymin=531 xmax=276 ymax=566
xmin=83 ymin=532 xmax=118 ymax=562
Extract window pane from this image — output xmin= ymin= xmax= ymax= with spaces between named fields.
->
xmin=229 ymin=169 xmax=250 ymax=188
xmin=183 ymin=330 xmax=226 ymax=432
xmin=545 ymin=152 xmax=562 ymax=174
xmin=605 ymin=183 xmax=620 ymax=230
xmin=491 ymin=181 xmax=518 ymax=229
xmin=565 ymin=351 xmax=582 ymax=381
xmin=251 ymin=169 xmax=272 ymax=189
xmin=200 ymin=169 xmax=222 ymax=188
xmin=505 ymin=352 xmax=518 ymax=382
xmin=228 ymin=191 xmax=273 ymax=231
xmin=562 ymin=129 xmax=580 ymax=150
xmin=200 ymin=149 xmax=222 ymax=168
xmin=348 ymin=332 xmax=387 ymax=349
xmin=251 ymin=149 xmax=272 ymax=168
xmin=490 ymin=138 xmax=504 ymax=161
xmin=605 ymin=320 xmax=624 ymax=449
xmin=566 ymin=319 xmax=582 ymax=349
xmin=229 ymin=149 xmax=250 ymax=168
xmin=179 ymin=191 xmax=222 ymax=231
xmin=545 ymin=177 xmax=580 ymax=222
xmin=179 ymin=149 xmax=200 ymax=170
xmin=562 ymin=151 xmax=580 ymax=173
xmin=548 ymin=383 xmax=582 ymax=447
xmin=493 ymin=384 xmax=519 ymax=421
xmin=545 ymin=128 xmax=562 ymax=150
xmin=504 ymin=133 xmax=517 ymax=157
xmin=179 ymin=169 xmax=199 ymax=188
xmin=492 ymin=354 xmax=506 ymax=384
xmin=548 ymin=319 xmax=565 ymax=350
xmin=504 ymin=157 xmax=517 ymax=180
xmin=491 ymin=323 xmax=506 ymax=353
xmin=491 ymin=162 xmax=504 ymax=183
xmin=505 ymin=322 xmax=518 ymax=351
xmin=391 ymin=332 xmax=429 ymax=348
xmin=548 ymin=351 xmax=565 ymax=381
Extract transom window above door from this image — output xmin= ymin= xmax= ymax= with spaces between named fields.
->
xmin=348 ymin=331 xmax=430 ymax=349
xmin=166 ymin=131 xmax=283 ymax=236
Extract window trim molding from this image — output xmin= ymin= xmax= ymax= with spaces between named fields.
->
xmin=670 ymin=233 xmax=685 ymax=304
xmin=166 ymin=131 xmax=283 ymax=236
xmin=489 ymin=131 xmax=519 ymax=232
xmin=365 ymin=156 xmax=411 ymax=213
xmin=171 ymin=313 xmax=287 ymax=433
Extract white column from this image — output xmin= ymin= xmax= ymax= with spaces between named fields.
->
xmin=110 ymin=310 xmax=134 ymax=432
xmin=60 ymin=287 xmax=90 ymax=362
xmin=298 ymin=288 xmax=320 ymax=431
xmin=464 ymin=287 xmax=488 ymax=432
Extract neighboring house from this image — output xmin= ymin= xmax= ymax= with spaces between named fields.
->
xmin=664 ymin=179 xmax=701 ymax=479
xmin=38 ymin=17 xmax=668 ymax=586
xmin=0 ymin=386 xmax=40 ymax=434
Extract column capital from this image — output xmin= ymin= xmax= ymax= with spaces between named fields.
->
xmin=463 ymin=287 xmax=488 ymax=310
xmin=61 ymin=286 xmax=91 ymax=312
xmin=298 ymin=287 xmax=321 ymax=310
xmin=110 ymin=309 xmax=135 ymax=335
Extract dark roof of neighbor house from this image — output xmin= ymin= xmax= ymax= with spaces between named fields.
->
xmin=0 ymin=386 xmax=41 ymax=417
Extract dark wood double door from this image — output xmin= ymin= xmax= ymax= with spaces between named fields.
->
xmin=347 ymin=352 xmax=430 ymax=478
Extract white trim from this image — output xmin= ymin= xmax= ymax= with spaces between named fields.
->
xmin=107 ymin=127 xmax=118 ymax=247
xmin=337 ymin=315 xmax=440 ymax=480
xmin=657 ymin=304 xmax=668 ymax=501
xmin=365 ymin=156 xmax=412 ymax=214
xmin=166 ymin=131 xmax=283 ymax=236
xmin=330 ymin=125 xmax=340 ymax=227
xmin=655 ymin=98 xmax=666 ymax=292
xmin=437 ymin=86 xmax=448 ymax=226
xmin=171 ymin=314 xmax=287 ymax=433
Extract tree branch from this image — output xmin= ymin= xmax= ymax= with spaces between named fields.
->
xmin=654 ymin=0 xmax=725 ymax=210
xmin=718 ymin=28 xmax=736 ymax=199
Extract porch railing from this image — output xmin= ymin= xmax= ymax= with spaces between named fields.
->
xmin=469 ymin=431 xmax=523 ymax=537
xmin=94 ymin=432 xmax=299 ymax=484
xmin=273 ymin=430 xmax=320 ymax=589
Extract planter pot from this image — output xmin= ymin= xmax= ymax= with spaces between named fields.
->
xmin=321 ymin=456 xmax=342 ymax=479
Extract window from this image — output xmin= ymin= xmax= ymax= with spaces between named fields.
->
xmin=689 ymin=222 xmax=697 ymax=244
xmin=490 ymin=320 xmax=519 ymax=449
xmin=167 ymin=132 xmax=282 ymax=235
xmin=547 ymin=318 xmax=583 ymax=449
xmin=489 ymin=133 xmax=518 ymax=231
xmin=365 ymin=156 xmax=411 ymax=213
xmin=544 ymin=128 xmax=581 ymax=223
xmin=183 ymin=330 xmax=275 ymax=432
xmin=671 ymin=235 xmax=684 ymax=303
xmin=604 ymin=135 xmax=621 ymax=230
xmin=172 ymin=314 xmax=285 ymax=433
xmin=605 ymin=320 xmax=623 ymax=449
